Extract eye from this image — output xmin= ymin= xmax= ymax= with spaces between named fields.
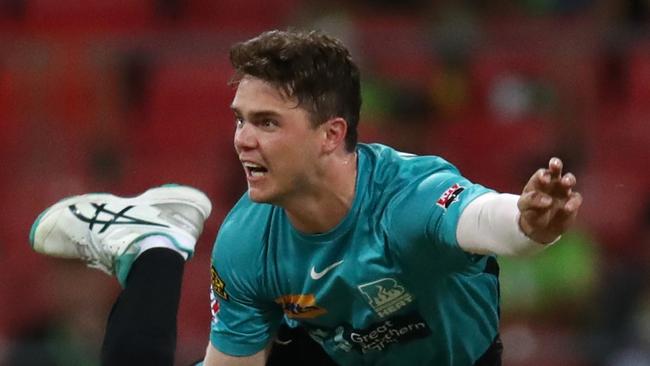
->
xmin=234 ymin=117 xmax=244 ymax=128
xmin=262 ymin=119 xmax=277 ymax=128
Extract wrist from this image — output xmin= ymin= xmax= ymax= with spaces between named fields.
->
xmin=517 ymin=215 xmax=561 ymax=245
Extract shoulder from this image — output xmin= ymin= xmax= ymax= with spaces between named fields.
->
xmin=359 ymin=143 xmax=461 ymax=184
xmin=358 ymin=143 xmax=465 ymax=209
xmin=361 ymin=144 xmax=492 ymax=242
xmin=210 ymin=193 xmax=279 ymax=301
xmin=212 ymin=193 xmax=274 ymax=267
xmin=218 ymin=194 xmax=273 ymax=238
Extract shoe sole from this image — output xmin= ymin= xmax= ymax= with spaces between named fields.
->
xmin=29 ymin=184 xmax=212 ymax=250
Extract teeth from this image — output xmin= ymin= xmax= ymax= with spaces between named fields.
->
xmin=243 ymin=162 xmax=263 ymax=169
xmin=243 ymin=161 xmax=266 ymax=177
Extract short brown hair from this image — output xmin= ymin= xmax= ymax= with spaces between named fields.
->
xmin=229 ymin=29 xmax=361 ymax=152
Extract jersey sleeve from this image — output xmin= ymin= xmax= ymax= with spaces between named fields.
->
xmin=387 ymin=169 xmax=493 ymax=269
xmin=209 ymin=239 xmax=282 ymax=356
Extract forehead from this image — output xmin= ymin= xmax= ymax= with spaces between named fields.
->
xmin=230 ymin=76 xmax=298 ymax=113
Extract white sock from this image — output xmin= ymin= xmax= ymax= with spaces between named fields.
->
xmin=136 ymin=235 xmax=189 ymax=260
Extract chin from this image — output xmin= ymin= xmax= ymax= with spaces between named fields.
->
xmin=247 ymin=189 xmax=273 ymax=204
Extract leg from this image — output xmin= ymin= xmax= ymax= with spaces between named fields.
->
xmin=102 ymin=247 xmax=184 ymax=366
xmin=29 ymin=185 xmax=212 ymax=365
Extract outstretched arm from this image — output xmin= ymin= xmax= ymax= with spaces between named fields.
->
xmin=457 ymin=158 xmax=583 ymax=256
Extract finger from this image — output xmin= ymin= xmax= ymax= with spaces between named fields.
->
xmin=557 ymin=172 xmax=577 ymax=195
xmin=552 ymin=192 xmax=582 ymax=222
xmin=518 ymin=190 xmax=553 ymax=212
xmin=561 ymin=172 xmax=576 ymax=188
xmin=548 ymin=157 xmax=563 ymax=180
xmin=563 ymin=191 xmax=583 ymax=212
xmin=545 ymin=193 xmax=582 ymax=233
xmin=545 ymin=171 xmax=576 ymax=198
xmin=523 ymin=168 xmax=552 ymax=193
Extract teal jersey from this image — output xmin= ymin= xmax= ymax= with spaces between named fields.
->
xmin=210 ymin=143 xmax=499 ymax=365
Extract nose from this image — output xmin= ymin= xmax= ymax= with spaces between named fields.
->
xmin=234 ymin=122 xmax=257 ymax=152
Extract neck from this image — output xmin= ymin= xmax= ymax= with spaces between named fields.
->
xmin=284 ymin=150 xmax=358 ymax=234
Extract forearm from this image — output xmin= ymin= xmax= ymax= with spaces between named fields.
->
xmin=456 ymin=193 xmax=559 ymax=256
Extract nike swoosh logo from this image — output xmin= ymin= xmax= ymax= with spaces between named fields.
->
xmin=310 ymin=260 xmax=344 ymax=280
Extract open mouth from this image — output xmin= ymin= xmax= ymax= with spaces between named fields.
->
xmin=243 ymin=162 xmax=268 ymax=178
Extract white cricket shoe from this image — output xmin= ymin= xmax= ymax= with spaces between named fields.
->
xmin=29 ymin=184 xmax=212 ymax=284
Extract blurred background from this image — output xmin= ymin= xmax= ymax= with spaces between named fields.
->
xmin=0 ymin=0 xmax=649 ymax=365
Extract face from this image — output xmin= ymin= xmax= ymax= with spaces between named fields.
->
xmin=232 ymin=76 xmax=324 ymax=204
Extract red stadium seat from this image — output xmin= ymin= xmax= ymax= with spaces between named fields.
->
xmin=24 ymin=0 xmax=153 ymax=32
xmin=579 ymin=105 xmax=650 ymax=255
xmin=588 ymin=106 xmax=650 ymax=187
xmin=469 ymin=31 xmax=598 ymax=123
xmin=182 ymin=0 xmax=299 ymax=30
xmin=120 ymin=152 xmax=243 ymax=202
xmin=626 ymin=40 xmax=650 ymax=111
xmin=131 ymin=54 xmax=235 ymax=157
xmin=356 ymin=14 xmax=438 ymax=87
xmin=469 ymin=46 xmax=549 ymax=116
xmin=426 ymin=112 xmax=554 ymax=193
xmin=0 ymin=64 xmax=20 ymax=159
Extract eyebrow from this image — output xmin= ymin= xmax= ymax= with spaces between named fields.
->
xmin=230 ymin=107 xmax=282 ymax=119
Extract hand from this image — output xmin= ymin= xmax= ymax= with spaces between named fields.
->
xmin=517 ymin=157 xmax=583 ymax=244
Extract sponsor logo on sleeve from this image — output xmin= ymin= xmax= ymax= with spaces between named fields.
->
xmin=210 ymin=265 xmax=229 ymax=300
xmin=275 ymin=294 xmax=327 ymax=319
xmin=436 ymin=183 xmax=465 ymax=209
xmin=210 ymin=286 xmax=220 ymax=317
xmin=358 ymin=278 xmax=414 ymax=318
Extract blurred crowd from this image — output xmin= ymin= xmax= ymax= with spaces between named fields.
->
xmin=0 ymin=0 xmax=648 ymax=365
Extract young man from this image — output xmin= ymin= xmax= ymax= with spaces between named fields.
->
xmin=30 ymin=30 xmax=582 ymax=365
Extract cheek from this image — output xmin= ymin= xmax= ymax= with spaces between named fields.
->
xmin=268 ymin=129 xmax=320 ymax=170
xmin=233 ymin=130 xmax=242 ymax=153
xmin=291 ymin=141 xmax=320 ymax=174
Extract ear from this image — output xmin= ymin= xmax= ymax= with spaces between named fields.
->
xmin=321 ymin=117 xmax=348 ymax=154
